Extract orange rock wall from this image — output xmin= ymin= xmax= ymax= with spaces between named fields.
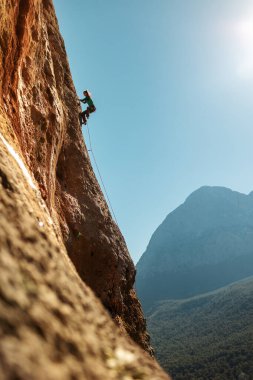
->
xmin=0 ymin=0 xmax=151 ymax=353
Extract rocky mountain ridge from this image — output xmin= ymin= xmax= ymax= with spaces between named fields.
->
xmin=0 ymin=0 xmax=170 ymax=378
xmin=136 ymin=186 xmax=253 ymax=309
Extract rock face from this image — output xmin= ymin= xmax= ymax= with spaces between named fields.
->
xmin=136 ymin=186 xmax=253 ymax=310
xmin=0 ymin=0 xmax=170 ymax=378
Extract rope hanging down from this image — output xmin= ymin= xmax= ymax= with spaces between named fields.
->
xmin=86 ymin=123 xmax=119 ymax=226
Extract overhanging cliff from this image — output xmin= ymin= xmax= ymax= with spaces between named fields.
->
xmin=0 ymin=0 xmax=170 ymax=378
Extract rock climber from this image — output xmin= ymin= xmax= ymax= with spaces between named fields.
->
xmin=78 ymin=90 xmax=96 ymax=125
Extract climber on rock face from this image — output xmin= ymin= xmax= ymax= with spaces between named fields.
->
xmin=78 ymin=90 xmax=96 ymax=125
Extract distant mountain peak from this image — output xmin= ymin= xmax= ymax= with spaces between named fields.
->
xmin=185 ymin=186 xmax=245 ymax=203
xmin=136 ymin=186 xmax=253 ymax=310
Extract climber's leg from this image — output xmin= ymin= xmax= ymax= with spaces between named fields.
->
xmin=85 ymin=108 xmax=90 ymax=120
xmin=79 ymin=111 xmax=87 ymax=125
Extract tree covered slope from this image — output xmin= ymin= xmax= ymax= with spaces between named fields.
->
xmin=147 ymin=277 xmax=253 ymax=380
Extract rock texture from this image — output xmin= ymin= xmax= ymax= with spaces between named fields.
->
xmin=136 ymin=186 xmax=253 ymax=310
xmin=0 ymin=0 xmax=170 ymax=378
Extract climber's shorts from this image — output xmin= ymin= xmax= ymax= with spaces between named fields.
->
xmin=88 ymin=105 xmax=96 ymax=114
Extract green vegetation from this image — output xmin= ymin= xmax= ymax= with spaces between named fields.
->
xmin=148 ymin=278 xmax=253 ymax=379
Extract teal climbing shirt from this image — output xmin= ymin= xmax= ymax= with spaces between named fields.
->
xmin=80 ymin=95 xmax=94 ymax=107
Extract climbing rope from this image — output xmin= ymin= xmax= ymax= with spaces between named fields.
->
xmin=86 ymin=122 xmax=119 ymax=227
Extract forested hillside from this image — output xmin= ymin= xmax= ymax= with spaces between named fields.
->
xmin=147 ymin=277 xmax=253 ymax=379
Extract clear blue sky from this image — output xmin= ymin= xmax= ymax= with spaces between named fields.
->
xmin=54 ymin=0 xmax=253 ymax=263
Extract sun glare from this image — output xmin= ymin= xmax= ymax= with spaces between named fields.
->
xmin=236 ymin=19 xmax=253 ymax=44
xmin=233 ymin=16 xmax=253 ymax=79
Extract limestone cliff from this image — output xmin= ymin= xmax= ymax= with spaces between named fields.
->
xmin=0 ymin=0 xmax=170 ymax=378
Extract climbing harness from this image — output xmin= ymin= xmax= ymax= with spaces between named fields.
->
xmin=85 ymin=122 xmax=119 ymax=227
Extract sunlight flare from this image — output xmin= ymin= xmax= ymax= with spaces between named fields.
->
xmin=233 ymin=16 xmax=253 ymax=79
